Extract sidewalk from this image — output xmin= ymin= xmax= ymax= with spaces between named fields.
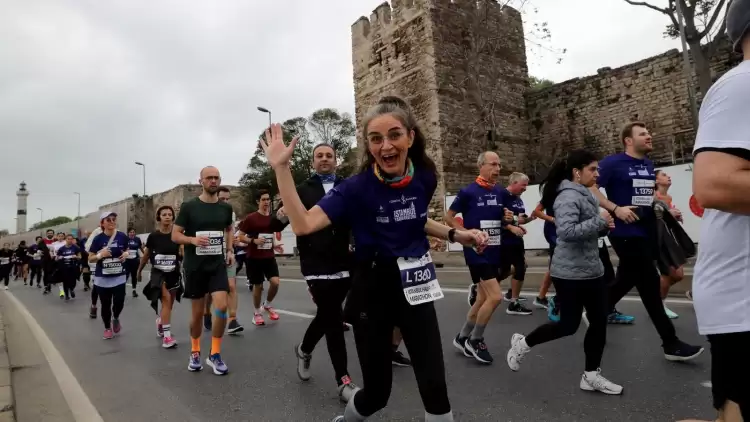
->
xmin=0 ymin=312 xmax=15 ymax=422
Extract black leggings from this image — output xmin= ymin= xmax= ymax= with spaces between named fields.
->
xmin=124 ymin=261 xmax=138 ymax=289
xmin=348 ymin=260 xmax=449 ymax=417
xmin=91 ymin=283 xmax=99 ymax=306
xmin=0 ymin=266 xmax=10 ymax=286
xmin=608 ymin=236 xmax=678 ymax=347
xmin=301 ymin=277 xmax=351 ymax=383
xmin=60 ymin=268 xmax=77 ymax=297
xmin=98 ymin=283 xmax=126 ymax=329
xmin=30 ymin=264 xmax=43 ymax=286
xmin=525 ymin=277 xmax=608 ymax=371
xmin=82 ymin=271 xmax=91 ymax=288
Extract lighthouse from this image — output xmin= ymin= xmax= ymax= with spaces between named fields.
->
xmin=16 ymin=181 xmax=29 ymax=233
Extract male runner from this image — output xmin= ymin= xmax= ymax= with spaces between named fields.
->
xmin=172 ymin=166 xmax=234 ymax=375
xmin=43 ymin=229 xmax=55 ymax=246
xmin=590 ymin=122 xmax=703 ymax=361
xmin=238 ymin=190 xmax=284 ymax=326
xmin=29 ymin=237 xmax=44 ymax=288
xmin=688 ymin=3 xmax=750 ymax=419
xmin=125 ymin=228 xmax=144 ymax=297
xmin=500 ymin=172 xmax=534 ymax=315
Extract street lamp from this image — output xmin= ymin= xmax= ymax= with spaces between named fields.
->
xmin=134 ymin=161 xmax=146 ymax=196
xmin=36 ymin=208 xmax=43 ymax=235
xmin=257 ymin=106 xmax=272 ymax=129
xmin=73 ymin=192 xmax=81 ymax=233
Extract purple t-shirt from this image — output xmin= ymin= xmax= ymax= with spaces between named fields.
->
xmin=597 ymin=152 xmax=655 ymax=237
xmin=449 ymin=182 xmax=506 ymax=265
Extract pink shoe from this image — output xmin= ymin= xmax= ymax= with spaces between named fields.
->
xmin=252 ymin=313 xmax=265 ymax=326
xmin=162 ymin=336 xmax=177 ymax=349
xmin=103 ymin=329 xmax=114 ymax=340
xmin=264 ymin=306 xmax=279 ymax=321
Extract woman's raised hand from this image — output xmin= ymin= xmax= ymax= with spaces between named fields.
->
xmin=259 ymin=123 xmax=299 ymax=169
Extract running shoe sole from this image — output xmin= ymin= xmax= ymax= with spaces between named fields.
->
xmin=206 ymin=357 xmax=228 ymax=375
xmin=664 ymin=347 xmax=704 ymax=362
xmin=451 ymin=337 xmax=472 ymax=358
xmin=227 ymin=325 xmax=245 ymax=335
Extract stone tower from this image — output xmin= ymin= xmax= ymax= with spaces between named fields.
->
xmin=351 ymin=0 xmax=529 ymax=218
xmin=16 ymin=181 xmax=29 ymax=233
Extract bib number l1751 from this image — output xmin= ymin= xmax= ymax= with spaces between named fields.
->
xmin=398 ymin=253 xmax=443 ymax=306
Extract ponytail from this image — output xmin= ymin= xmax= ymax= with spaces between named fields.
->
xmin=540 ymin=149 xmax=599 ymax=212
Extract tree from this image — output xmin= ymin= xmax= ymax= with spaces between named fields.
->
xmin=0 ymin=229 xmax=8 ymax=237
xmin=307 ymin=108 xmax=357 ymax=178
xmin=623 ymin=0 xmax=729 ymax=96
xmin=30 ymin=216 xmax=72 ymax=230
xmin=529 ymin=76 xmax=555 ymax=91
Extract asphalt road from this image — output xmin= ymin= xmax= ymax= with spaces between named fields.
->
xmin=2 ymin=270 xmax=712 ymax=422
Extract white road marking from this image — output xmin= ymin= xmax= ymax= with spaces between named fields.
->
xmin=4 ymin=291 xmax=104 ymax=422
xmin=274 ymin=309 xmax=314 ymax=319
xmin=700 ymin=380 xmax=712 ymax=388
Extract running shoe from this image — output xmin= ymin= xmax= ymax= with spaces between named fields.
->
xmin=507 ymin=301 xmax=532 ymax=315
xmin=664 ymin=341 xmax=704 ymax=362
xmin=206 ymin=353 xmax=228 ymax=375
xmin=452 ymin=334 xmax=472 ymax=358
xmin=533 ymin=296 xmax=549 ymax=309
xmin=252 ymin=313 xmax=265 ymax=326
xmin=506 ymin=333 xmax=529 ymax=372
xmin=103 ymin=329 xmax=114 ymax=340
xmin=89 ymin=306 xmax=97 ymax=319
xmin=664 ymin=305 xmax=679 ymax=319
xmin=70 ymin=290 xmax=76 ymax=299
xmin=466 ymin=338 xmax=493 ymax=364
xmin=547 ymin=296 xmax=560 ymax=322
xmin=162 ymin=336 xmax=177 ymax=349
xmin=504 ymin=289 xmax=527 ymax=302
xmin=112 ymin=319 xmax=121 ymax=334
xmin=227 ymin=319 xmax=244 ymax=335
xmin=391 ymin=350 xmax=411 ymax=367
xmin=337 ymin=375 xmax=359 ymax=403
xmin=59 ymin=289 xmax=65 ymax=299
xmin=203 ymin=314 xmax=212 ymax=331
xmin=607 ymin=310 xmax=635 ymax=324
xmin=156 ymin=317 xmax=163 ymax=338
xmin=580 ymin=369 xmax=623 ymax=395
xmin=467 ymin=284 xmax=477 ymax=306
xmin=264 ymin=305 xmax=279 ymax=321
xmin=295 ymin=344 xmax=312 ymax=381
xmin=330 ymin=417 xmax=344 ymax=422
xmin=685 ymin=290 xmax=693 ymax=301
xmin=188 ymin=352 xmax=203 ymax=372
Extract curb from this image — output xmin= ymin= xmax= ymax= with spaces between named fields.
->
xmin=0 ymin=313 xmax=14 ymax=422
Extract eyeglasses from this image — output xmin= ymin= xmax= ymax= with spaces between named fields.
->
xmin=104 ymin=218 xmax=116 ymax=223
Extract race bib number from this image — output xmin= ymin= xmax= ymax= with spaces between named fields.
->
xmin=195 ymin=231 xmax=223 ymax=255
xmin=631 ymin=179 xmax=654 ymax=207
xmin=598 ymin=238 xmax=605 ymax=248
xmin=480 ymin=220 xmax=502 ymax=246
xmin=258 ymin=233 xmax=274 ymax=250
xmin=127 ymin=249 xmax=138 ymax=259
xmin=153 ymin=254 xmax=177 ymax=272
xmin=0 ymin=258 xmax=8 ymax=265
xmin=398 ymin=253 xmax=443 ymax=306
xmin=33 ymin=251 xmax=42 ymax=260
xmin=101 ymin=258 xmax=123 ymax=275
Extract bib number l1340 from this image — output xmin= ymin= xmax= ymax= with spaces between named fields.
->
xmin=398 ymin=253 xmax=443 ymax=306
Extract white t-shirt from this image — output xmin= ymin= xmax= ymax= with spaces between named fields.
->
xmin=322 ymin=182 xmax=334 ymax=194
xmin=692 ymin=60 xmax=750 ymax=335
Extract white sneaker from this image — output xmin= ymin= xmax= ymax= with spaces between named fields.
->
xmin=3 ymin=286 xmax=8 ymax=291
xmin=663 ymin=304 xmax=678 ymax=319
xmin=580 ymin=369 xmax=623 ymax=395
xmin=506 ymin=333 xmax=529 ymax=372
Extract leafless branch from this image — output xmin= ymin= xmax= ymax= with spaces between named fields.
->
xmin=623 ymin=0 xmax=670 ymax=15
xmin=698 ymin=0 xmax=727 ymax=39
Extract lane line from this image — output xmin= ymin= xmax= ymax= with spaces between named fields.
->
xmin=4 ymin=291 xmax=104 ymax=422
xmin=274 ymin=309 xmax=314 ymax=319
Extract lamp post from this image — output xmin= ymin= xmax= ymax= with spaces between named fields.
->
xmin=36 ymin=208 xmax=43 ymax=236
xmin=257 ymin=106 xmax=272 ymax=129
xmin=134 ymin=162 xmax=146 ymax=196
xmin=73 ymin=192 xmax=81 ymax=234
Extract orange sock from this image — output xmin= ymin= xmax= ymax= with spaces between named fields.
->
xmin=211 ymin=336 xmax=222 ymax=355
xmin=191 ymin=337 xmax=200 ymax=353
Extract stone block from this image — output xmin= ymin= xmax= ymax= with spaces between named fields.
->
xmin=0 ymin=369 xmax=8 ymax=388
xmin=0 ymin=411 xmax=14 ymax=422
xmin=0 ymin=386 xmax=12 ymax=413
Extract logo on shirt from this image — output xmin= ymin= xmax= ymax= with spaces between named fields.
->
xmin=390 ymin=195 xmax=416 ymax=205
xmin=393 ymin=203 xmax=417 ymax=222
xmin=376 ymin=216 xmax=390 ymax=224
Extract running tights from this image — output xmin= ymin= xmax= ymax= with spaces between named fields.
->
xmin=0 ymin=266 xmax=10 ymax=286
xmin=60 ymin=268 xmax=77 ymax=297
xmin=301 ymin=278 xmax=351 ymax=383
xmin=125 ymin=261 xmax=138 ymax=289
xmin=349 ymin=260 xmax=450 ymax=418
xmin=30 ymin=265 xmax=43 ymax=286
xmin=608 ymin=237 xmax=678 ymax=347
xmin=82 ymin=271 xmax=91 ymax=288
xmin=91 ymin=284 xmax=99 ymax=305
xmin=525 ymin=277 xmax=608 ymax=372
xmin=98 ymin=284 xmax=126 ymax=329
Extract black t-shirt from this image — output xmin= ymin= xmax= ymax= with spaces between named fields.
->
xmin=0 ymin=249 xmax=12 ymax=267
xmin=146 ymin=230 xmax=181 ymax=273
xmin=175 ymin=197 xmax=233 ymax=272
xmin=14 ymin=246 xmax=28 ymax=262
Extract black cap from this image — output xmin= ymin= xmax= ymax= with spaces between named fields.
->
xmin=728 ymin=0 xmax=750 ymax=53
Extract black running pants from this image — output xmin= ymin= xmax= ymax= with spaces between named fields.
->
xmin=98 ymin=283 xmax=126 ymax=329
xmin=30 ymin=264 xmax=42 ymax=286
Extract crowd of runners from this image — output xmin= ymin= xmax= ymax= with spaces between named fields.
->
xmin=1 ymin=4 xmax=748 ymax=420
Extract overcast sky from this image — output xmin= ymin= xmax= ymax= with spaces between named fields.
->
xmin=1 ymin=0 xmax=682 ymax=233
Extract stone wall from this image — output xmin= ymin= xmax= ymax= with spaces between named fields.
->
xmin=351 ymin=0 xmax=529 ymax=218
xmin=525 ymin=37 xmax=742 ymax=182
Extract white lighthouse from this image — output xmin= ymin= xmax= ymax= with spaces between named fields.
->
xmin=16 ymin=181 xmax=29 ymax=233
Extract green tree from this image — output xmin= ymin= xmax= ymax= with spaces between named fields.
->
xmin=623 ymin=0 xmax=729 ymax=96
xmin=307 ymin=108 xmax=357 ymax=178
xmin=30 ymin=216 xmax=72 ymax=230
xmin=529 ymin=76 xmax=555 ymax=91
xmin=0 ymin=229 xmax=9 ymax=237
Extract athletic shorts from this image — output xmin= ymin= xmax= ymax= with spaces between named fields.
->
xmin=226 ymin=263 xmax=236 ymax=279
xmin=548 ymin=245 xmax=556 ymax=269
xmin=707 ymin=332 xmax=749 ymax=418
xmin=183 ymin=266 xmax=229 ymax=299
xmin=499 ymin=243 xmax=526 ymax=281
xmin=248 ymin=258 xmax=279 ymax=285
xmin=150 ymin=270 xmax=181 ymax=291
xmin=468 ymin=264 xmax=501 ymax=285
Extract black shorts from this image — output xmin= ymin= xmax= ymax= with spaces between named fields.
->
xmin=707 ymin=332 xmax=749 ymax=417
xmin=468 ymin=264 xmax=501 ymax=285
xmin=499 ymin=242 xmax=526 ymax=281
xmin=150 ymin=270 xmax=181 ymax=291
xmin=183 ymin=266 xmax=229 ymax=299
xmin=548 ymin=245 xmax=556 ymax=269
xmin=248 ymin=258 xmax=280 ymax=285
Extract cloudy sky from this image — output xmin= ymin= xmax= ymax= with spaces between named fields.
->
xmin=1 ymin=0 xmax=683 ymax=233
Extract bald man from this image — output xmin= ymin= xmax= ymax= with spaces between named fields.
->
xmin=172 ymin=166 xmax=235 ymax=375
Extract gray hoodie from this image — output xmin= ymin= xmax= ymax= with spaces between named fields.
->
xmin=550 ymin=179 xmax=610 ymax=280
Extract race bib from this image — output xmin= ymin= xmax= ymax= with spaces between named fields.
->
xmin=398 ymin=253 xmax=444 ymax=306
xmin=480 ymin=220 xmax=502 ymax=246
xmin=127 ymin=249 xmax=138 ymax=259
xmin=195 ymin=231 xmax=223 ymax=255
xmin=257 ymin=233 xmax=274 ymax=250
xmin=153 ymin=254 xmax=177 ymax=272
xmin=33 ymin=251 xmax=42 ymax=260
xmin=0 ymin=258 xmax=8 ymax=265
xmin=101 ymin=258 xmax=123 ymax=275
xmin=598 ymin=238 xmax=605 ymax=248
xmin=631 ymin=179 xmax=655 ymax=206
